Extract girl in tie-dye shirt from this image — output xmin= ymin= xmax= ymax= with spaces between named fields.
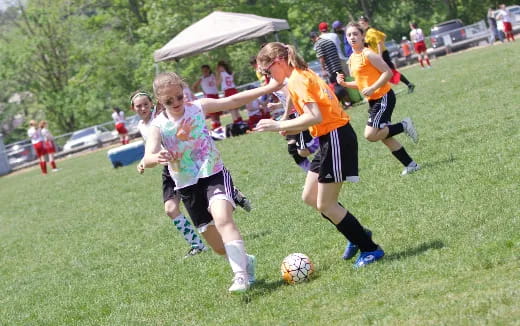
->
xmin=143 ymin=72 xmax=281 ymax=293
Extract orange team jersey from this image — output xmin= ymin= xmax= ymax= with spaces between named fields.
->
xmin=348 ymin=48 xmax=391 ymax=100
xmin=401 ymin=42 xmax=411 ymax=56
xmin=365 ymin=27 xmax=387 ymax=54
xmin=287 ymin=68 xmax=349 ymax=137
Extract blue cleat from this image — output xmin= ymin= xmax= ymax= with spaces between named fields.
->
xmin=342 ymin=229 xmax=372 ymax=260
xmin=354 ymin=247 xmax=385 ymax=268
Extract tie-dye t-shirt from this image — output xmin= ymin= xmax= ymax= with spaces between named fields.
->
xmin=151 ymin=100 xmax=223 ymax=189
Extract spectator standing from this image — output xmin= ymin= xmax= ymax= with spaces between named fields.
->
xmin=319 ymin=22 xmax=349 ymax=74
xmin=112 ymin=107 xmax=129 ymax=145
xmin=192 ymin=65 xmax=222 ymax=130
xmin=216 ymin=60 xmax=244 ymax=124
xmin=27 ymin=120 xmax=47 ymax=175
xmin=39 ymin=120 xmax=59 ymax=172
xmin=359 ymin=16 xmax=415 ymax=93
xmin=332 ymin=20 xmax=353 ymax=61
xmin=487 ymin=8 xmax=504 ymax=43
xmin=400 ymin=36 xmax=412 ymax=65
xmin=409 ymin=23 xmax=431 ymax=68
xmin=310 ymin=31 xmax=351 ymax=108
xmin=496 ymin=4 xmax=515 ymax=42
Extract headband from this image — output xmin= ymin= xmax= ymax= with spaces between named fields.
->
xmin=130 ymin=92 xmax=151 ymax=104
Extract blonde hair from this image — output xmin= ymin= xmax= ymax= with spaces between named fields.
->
xmin=29 ymin=120 xmax=37 ymax=127
xmin=153 ymin=72 xmax=184 ymax=97
xmin=256 ymin=42 xmax=308 ymax=71
xmin=39 ymin=120 xmax=47 ymax=128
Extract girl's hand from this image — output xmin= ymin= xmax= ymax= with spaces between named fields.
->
xmin=157 ymin=150 xmax=173 ymax=165
xmin=253 ymin=119 xmax=281 ymax=132
xmin=176 ymin=118 xmax=195 ymax=141
xmin=137 ymin=161 xmax=145 ymax=174
xmin=336 ymin=72 xmax=345 ymax=86
xmin=361 ymin=86 xmax=375 ymax=96
xmin=266 ymin=78 xmax=284 ymax=92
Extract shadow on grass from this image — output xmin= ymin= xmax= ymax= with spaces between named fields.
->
xmin=239 ymin=279 xmax=286 ymax=303
xmin=384 ymin=240 xmax=444 ymax=262
xmin=243 ymin=229 xmax=271 ymax=241
xmin=420 ymin=154 xmax=456 ymax=169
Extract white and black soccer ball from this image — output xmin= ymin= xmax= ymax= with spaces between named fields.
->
xmin=280 ymin=253 xmax=314 ymax=284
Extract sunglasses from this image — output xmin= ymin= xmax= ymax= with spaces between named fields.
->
xmin=259 ymin=58 xmax=282 ymax=76
xmin=161 ymin=94 xmax=184 ymax=107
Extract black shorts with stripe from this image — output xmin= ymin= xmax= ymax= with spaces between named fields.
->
xmin=367 ymin=89 xmax=396 ymax=129
xmin=162 ymin=165 xmax=179 ymax=202
xmin=177 ymin=168 xmax=235 ymax=231
xmin=310 ymin=123 xmax=359 ymax=183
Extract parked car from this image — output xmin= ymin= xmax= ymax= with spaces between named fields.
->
xmin=430 ymin=19 xmax=466 ymax=48
xmin=385 ymin=40 xmax=401 ymax=59
xmin=63 ymin=126 xmax=114 ymax=152
xmin=308 ymin=60 xmax=326 ymax=79
xmin=6 ymin=142 xmax=35 ymax=167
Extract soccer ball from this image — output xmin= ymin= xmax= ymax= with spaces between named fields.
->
xmin=280 ymin=253 xmax=314 ymax=284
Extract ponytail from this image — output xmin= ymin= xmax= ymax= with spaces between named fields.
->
xmin=256 ymin=42 xmax=308 ymax=71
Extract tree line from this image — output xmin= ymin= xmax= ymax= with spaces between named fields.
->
xmin=0 ymin=0 xmax=511 ymax=143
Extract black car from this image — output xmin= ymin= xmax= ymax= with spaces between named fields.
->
xmin=430 ymin=19 xmax=466 ymax=48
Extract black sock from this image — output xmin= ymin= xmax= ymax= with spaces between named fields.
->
xmin=400 ymin=73 xmax=411 ymax=86
xmin=386 ymin=123 xmax=404 ymax=138
xmin=392 ymin=147 xmax=413 ymax=167
xmin=335 ymin=211 xmax=378 ymax=252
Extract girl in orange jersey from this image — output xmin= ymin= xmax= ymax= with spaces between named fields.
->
xmin=254 ymin=42 xmax=383 ymax=268
xmin=337 ymin=23 xmax=420 ymax=176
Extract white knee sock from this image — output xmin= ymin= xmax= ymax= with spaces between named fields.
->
xmin=224 ymin=240 xmax=247 ymax=277
xmin=171 ymin=214 xmax=205 ymax=249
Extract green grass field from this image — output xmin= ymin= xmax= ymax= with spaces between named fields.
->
xmin=1 ymin=43 xmax=519 ymax=325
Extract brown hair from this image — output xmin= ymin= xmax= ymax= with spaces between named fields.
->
xmin=39 ymin=120 xmax=47 ymax=128
xmin=217 ymin=60 xmax=232 ymax=74
xmin=153 ymin=72 xmax=184 ymax=97
xmin=129 ymin=90 xmax=153 ymax=110
xmin=256 ymin=42 xmax=308 ymax=71
xmin=346 ymin=22 xmax=365 ymax=35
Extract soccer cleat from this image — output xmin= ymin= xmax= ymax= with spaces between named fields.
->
xmin=402 ymin=117 xmax=419 ymax=144
xmin=407 ymin=83 xmax=415 ymax=93
xmin=228 ymin=275 xmax=249 ymax=293
xmin=354 ymin=247 xmax=385 ymax=268
xmin=183 ymin=246 xmax=208 ymax=259
xmin=246 ymin=254 xmax=257 ymax=285
xmin=234 ymin=187 xmax=252 ymax=212
xmin=401 ymin=163 xmax=421 ymax=176
xmin=52 ymin=168 xmax=60 ymax=172
xmin=342 ymin=229 xmax=372 ymax=260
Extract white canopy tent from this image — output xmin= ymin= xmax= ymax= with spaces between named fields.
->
xmin=154 ymin=11 xmax=290 ymax=62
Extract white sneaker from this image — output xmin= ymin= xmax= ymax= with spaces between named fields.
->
xmin=401 ymin=163 xmax=421 ymax=176
xmin=52 ymin=168 xmax=60 ymax=172
xmin=228 ymin=275 xmax=249 ymax=293
xmin=246 ymin=255 xmax=256 ymax=285
xmin=402 ymin=117 xmax=419 ymax=144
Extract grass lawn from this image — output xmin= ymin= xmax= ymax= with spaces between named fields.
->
xmin=1 ymin=42 xmax=519 ymax=325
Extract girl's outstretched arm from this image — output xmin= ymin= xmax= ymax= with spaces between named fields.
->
xmin=143 ymin=126 xmax=172 ymax=168
xmin=200 ymin=79 xmax=283 ymax=114
xmin=254 ymin=102 xmax=322 ymax=133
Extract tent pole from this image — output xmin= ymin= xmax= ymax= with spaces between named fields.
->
xmin=274 ymin=32 xmax=280 ymax=42
xmin=154 ymin=63 xmax=160 ymax=75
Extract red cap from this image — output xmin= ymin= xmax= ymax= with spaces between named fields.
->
xmin=318 ymin=22 xmax=328 ymax=32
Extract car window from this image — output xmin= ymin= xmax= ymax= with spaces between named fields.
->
xmin=431 ymin=21 xmax=463 ymax=35
xmin=71 ymin=128 xmax=96 ymax=140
